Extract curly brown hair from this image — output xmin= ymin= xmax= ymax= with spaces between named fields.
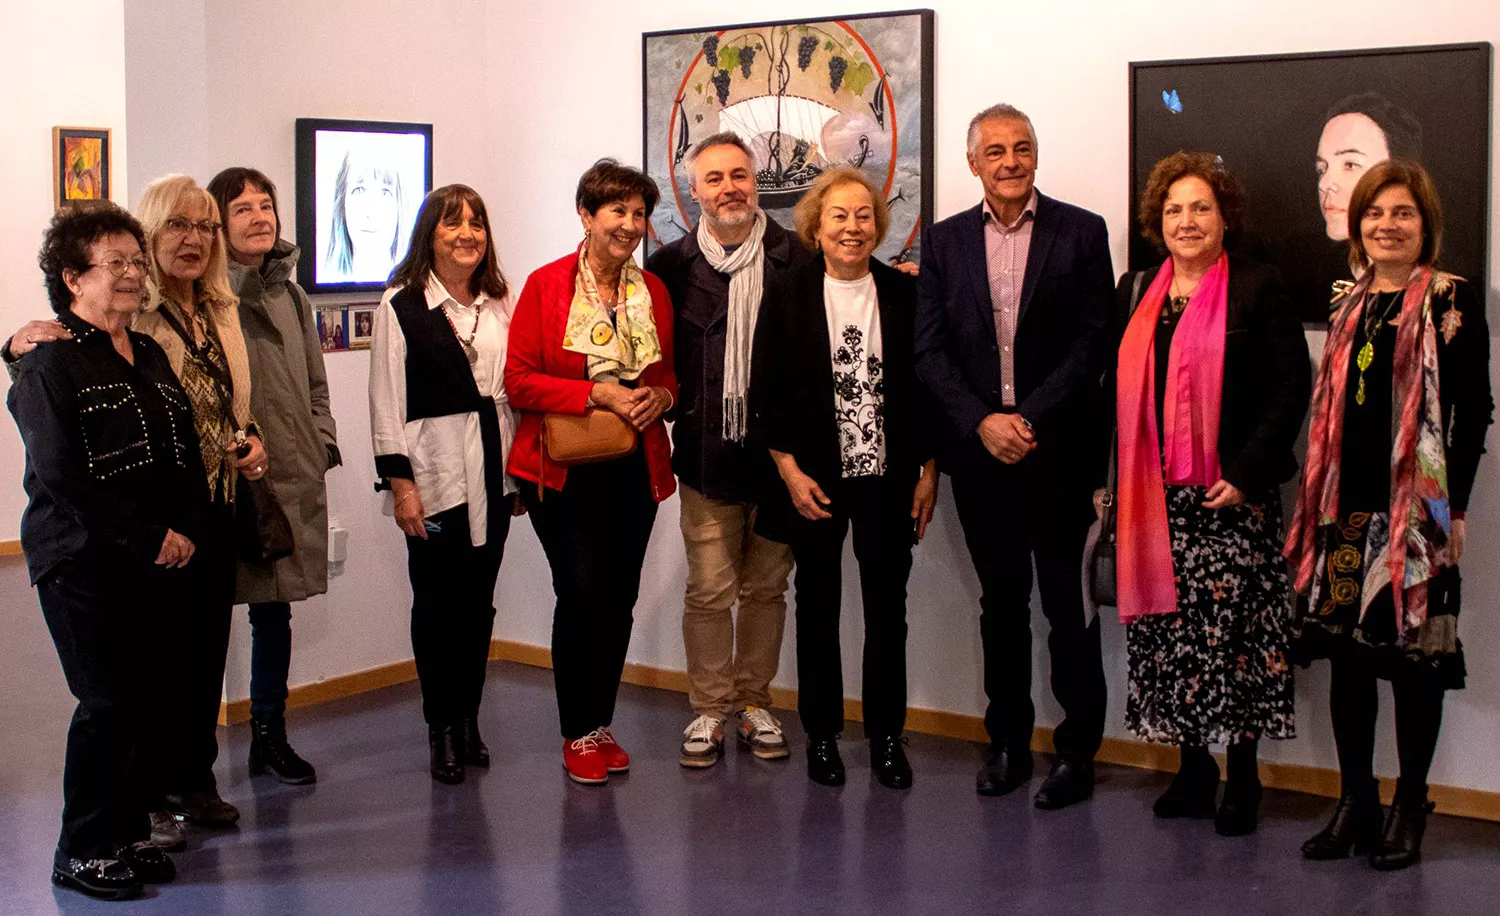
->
xmin=37 ymin=202 xmax=148 ymax=313
xmin=1137 ymin=151 xmax=1245 ymax=251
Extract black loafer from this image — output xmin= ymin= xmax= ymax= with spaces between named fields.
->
xmin=428 ymin=725 xmax=466 ymax=784
xmin=976 ymin=745 xmax=1032 ymax=797
xmin=51 ymin=856 xmax=141 ymax=900
xmin=460 ymin=717 xmax=490 ymax=768
xmin=870 ymin=735 xmax=913 ymax=790
xmin=806 ymin=737 xmax=845 ymax=787
xmin=1034 ymin=758 xmax=1095 ymax=810
xmin=116 ymin=842 xmax=176 ymax=884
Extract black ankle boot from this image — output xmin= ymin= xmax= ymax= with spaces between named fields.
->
xmin=1215 ymin=776 xmax=1262 ymax=837
xmin=459 ymin=717 xmax=490 ymax=768
xmin=428 ymin=725 xmax=465 ymax=785
xmin=1154 ymin=748 xmax=1219 ymax=819
xmin=1370 ymin=784 xmax=1434 ymax=871
xmin=806 ymin=737 xmax=845 ymax=787
xmin=1302 ymin=780 xmax=1382 ymax=859
xmin=249 ymin=717 xmax=317 ymax=785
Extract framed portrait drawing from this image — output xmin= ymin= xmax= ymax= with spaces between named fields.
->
xmin=349 ymin=304 xmax=376 ymax=350
xmin=1130 ymin=43 xmax=1492 ymax=324
xmin=643 ymin=9 xmax=934 ymax=265
xmin=294 ymin=118 xmax=433 ymax=295
xmin=53 ymin=127 xmax=112 ymax=211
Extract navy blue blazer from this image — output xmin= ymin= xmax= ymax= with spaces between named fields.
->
xmin=915 ymin=192 xmax=1113 ymax=476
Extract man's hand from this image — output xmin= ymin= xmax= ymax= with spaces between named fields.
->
xmin=977 ymin=413 xmax=1036 ymax=464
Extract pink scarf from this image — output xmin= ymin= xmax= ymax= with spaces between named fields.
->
xmin=1116 ymin=254 xmax=1229 ymax=622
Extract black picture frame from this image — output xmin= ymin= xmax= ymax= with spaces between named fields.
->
xmin=294 ymin=117 xmax=434 ymax=295
xmin=1129 ymin=42 xmax=1492 ymax=324
xmin=642 ymin=9 xmax=934 ymax=265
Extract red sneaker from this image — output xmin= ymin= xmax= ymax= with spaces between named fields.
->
xmin=563 ymin=735 xmax=608 ymax=785
xmin=594 ymin=728 xmax=630 ymax=773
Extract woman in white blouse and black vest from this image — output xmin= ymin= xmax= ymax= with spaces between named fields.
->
xmin=748 ymin=168 xmax=939 ymax=790
xmin=369 ymin=185 xmax=519 ymax=785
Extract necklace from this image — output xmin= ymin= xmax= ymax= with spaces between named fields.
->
xmin=441 ymin=301 xmax=481 ymax=366
xmin=1167 ymin=275 xmax=1196 ymax=315
xmin=1354 ymin=290 xmax=1403 ymax=406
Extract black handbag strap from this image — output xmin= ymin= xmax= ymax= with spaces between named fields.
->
xmin=1103 ymin=270 xmax=1150 ymax=530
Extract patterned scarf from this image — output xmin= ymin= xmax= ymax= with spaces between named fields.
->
xmin=1285 ymin=266 xmax=1450 ymax=634
xmin=563 ymin=242 xmax=662 ymax=381
xmin=1115 ymin=254 xmax=1229 ymax=622
xmin=696 ymin=211 xmax=766 ymax=442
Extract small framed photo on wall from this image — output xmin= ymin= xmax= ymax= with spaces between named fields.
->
xmin=349 ymin=304 xmax=376 ymax=350
xmin=52 ymin=127 xmax=112 ymax=211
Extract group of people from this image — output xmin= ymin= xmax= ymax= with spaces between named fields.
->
xmin=6 ymin=100 xmax=1488 ymax=900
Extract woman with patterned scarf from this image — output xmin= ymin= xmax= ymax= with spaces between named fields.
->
xmin=1287 ymin=158 xmax=1492 ymax=871
xmin=505 ymin=159 xmax=678 ymax=785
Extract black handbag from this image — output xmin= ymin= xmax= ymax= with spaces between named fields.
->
xmin=236 ymin=474 xmax=296 ymax=564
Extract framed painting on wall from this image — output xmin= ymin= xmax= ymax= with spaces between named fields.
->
xmin=294 ymin=118 xmax=434 ymax=295
xmin=1129 ymin=42 xmax=1492 ymax=324
xmin=643 ymin=9 xmax=934 ymax=266
xmin=53 ymin=127 xmax=112 ymax=211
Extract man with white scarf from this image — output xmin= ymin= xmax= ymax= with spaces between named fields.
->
xmin=647 ymin=133 xmax=813 ymax=768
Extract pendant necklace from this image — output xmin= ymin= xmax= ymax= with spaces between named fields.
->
xmin=1354 ymin=290 xmax=1402 ymax=406
xmin=442 ymin=301 xmax=481 ymax=366
xmin=1167 ymin=276 xmax=1194 ymax=315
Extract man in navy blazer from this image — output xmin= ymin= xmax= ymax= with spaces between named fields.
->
xmin=916 ymin=104 xmax=1112 ymax=810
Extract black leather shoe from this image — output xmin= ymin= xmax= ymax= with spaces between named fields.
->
xmin=428 ymin=725 xmax=466 ymax=784
xmin=1215 ymin=779 xmax=1262 ymax=837
xmin=1302 ymin=784 xmax=1382 ymax=860
xmin=460 ymin=717 xmax=490 ymax=768
xmin=1034 ymin=757 xmax=1095 ymax=810
xmin=165 ymin=789 xmax=240 ymax=827
xmin=806 ymin=737 xmax=845 ymax=787
xmin=976 ymin=745 xmax=1032 ymax=797
xmin=115 ymin=842 xmax=176 ymax=884
xmin=870 ymin=736 xmax=913 ymax=790
xmin=1370 ymin=795 xmax=1435 ymax=871
xmin=1154 ymin=754 xmax=1219 ymax=819
xmin=249 ymin=716 xmax=317 ymax=785
xmin=51 ymin=856 xmax=141 ymax=900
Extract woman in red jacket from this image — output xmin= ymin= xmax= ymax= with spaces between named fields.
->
xmin=506 ymin=159 xmax=678 ymax=785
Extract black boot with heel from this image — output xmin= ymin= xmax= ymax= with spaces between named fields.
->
xmin=1302 ymin=779 xmax=1382 ymax=859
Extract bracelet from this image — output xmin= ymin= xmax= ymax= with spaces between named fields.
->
xmin=395 ymin=490 xmax=418 ymax=505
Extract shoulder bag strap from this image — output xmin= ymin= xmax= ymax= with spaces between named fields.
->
xmin=1104 ymin=270 xmax=1150 ymax=518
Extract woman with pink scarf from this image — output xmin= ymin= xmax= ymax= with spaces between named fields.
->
xmin=1111 ymin=153 xmax=1310 ymax=837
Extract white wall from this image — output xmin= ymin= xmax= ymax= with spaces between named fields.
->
xmin=0 ymin=0 xmax=130 ymax=541
xmin=23 ymin=0 xmax=1500 ymax=796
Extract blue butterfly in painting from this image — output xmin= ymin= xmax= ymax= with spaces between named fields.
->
xmin=1162 ymin=89 xmax=1183 ymax=114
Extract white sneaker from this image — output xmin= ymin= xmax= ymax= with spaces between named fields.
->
xmin=679 ymin=715 xmax=725 ymax=768
xmin=737 ymin=706 xmax=790 ymax=759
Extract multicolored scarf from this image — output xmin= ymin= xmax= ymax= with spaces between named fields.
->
xmin=562 ymin=242 xmax=662 ymax=381
xmin=1285 ymin=266 xmax=1450 ymax=634
xmin=1115 ymin=253 xmax=1229 ymax=622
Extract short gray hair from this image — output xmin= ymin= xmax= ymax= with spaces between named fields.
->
xmin=685 ymin=132 xmax=755 ymax=185
xmin=966 ymin=104 xmax=1037 ymax=154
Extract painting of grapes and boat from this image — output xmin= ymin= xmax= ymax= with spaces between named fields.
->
xmin=642 ymin=10 xmax=934 ymax=265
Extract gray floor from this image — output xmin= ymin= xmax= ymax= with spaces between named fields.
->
xmin=1 ymin=661 xmax=1497 ymax=915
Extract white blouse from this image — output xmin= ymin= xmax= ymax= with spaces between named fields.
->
xmin=369 ymin=272 xmax=517 ymax=547
xmin=823 ymin=272 xmax=885 ymax=478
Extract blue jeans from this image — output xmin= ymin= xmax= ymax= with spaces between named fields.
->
xmin=248 ymin=602 xmax=292 ymax=721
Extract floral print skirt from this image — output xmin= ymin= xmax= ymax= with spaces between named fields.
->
xmin=1125 ymin=485 xmax=1296 ymax=745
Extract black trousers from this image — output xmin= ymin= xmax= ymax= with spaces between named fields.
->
xmin=787 ymin=474 xmax=915 ymax=740
xmin=522 ymin=452 xmax=658 ymax=740
xmin=38 ymin=558 xmax=187 ymax=860
xmin=1328 ymin=655 xmax=1446 ymax=799
xmin=950 ymin=462 xmax=1106 ymax=759
xmin=404 ymin=501 xmax=510 ymax=726
xmin=162 ymin=504 xmax=236 ymax=796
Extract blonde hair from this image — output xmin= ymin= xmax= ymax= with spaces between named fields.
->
xmin=791 ymin=167 xmax=890 ymax=252
xmin=136 ymin=173 xmax=238 ymax=313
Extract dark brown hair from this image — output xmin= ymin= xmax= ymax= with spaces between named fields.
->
xmin=207 ymin=166 xmax=281 ymax=244
xmin=1345 ymin=157 xmax=1444 ymax=270
xmin=791 ymin=167 xmax=890 ymax=252
xmin=389 ymin=185 xmax=509 ymax=300
xmin=575 ymin=158 xmax=659 ymax=218
xmin=37 ymin=202 xmax=148 ymax=313
xmin=1137 ymin=151 xmax=1245 ymax=251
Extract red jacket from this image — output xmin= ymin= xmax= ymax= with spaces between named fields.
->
xmin=505 ymin=251 xmax=678 ymax=502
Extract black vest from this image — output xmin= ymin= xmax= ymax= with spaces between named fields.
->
xmin=387 ymin=285 xmax=507 ymax=519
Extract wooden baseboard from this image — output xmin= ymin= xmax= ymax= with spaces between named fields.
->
xmin=221 ymin=638 xmax=1500 ymax=823
xmin=0 ymin=539 xmax=23 ymax=558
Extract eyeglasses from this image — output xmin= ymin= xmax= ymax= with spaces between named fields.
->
xmin=89 ymin=256 xmax=153 ymax=278
xmin=162 ymin=217 xmax=222 ymax=237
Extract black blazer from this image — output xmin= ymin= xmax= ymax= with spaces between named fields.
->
xmin=915 ymin=193 xmax=1114 ymax=476
xmin=748 ymin=257 xmax=931 ymax=541
xmin=1112 ymin=255 xmax=1312 ymax=495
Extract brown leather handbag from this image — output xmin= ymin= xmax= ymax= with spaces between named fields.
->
xmin=542 ymin=408 xmax=637 ymax=466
